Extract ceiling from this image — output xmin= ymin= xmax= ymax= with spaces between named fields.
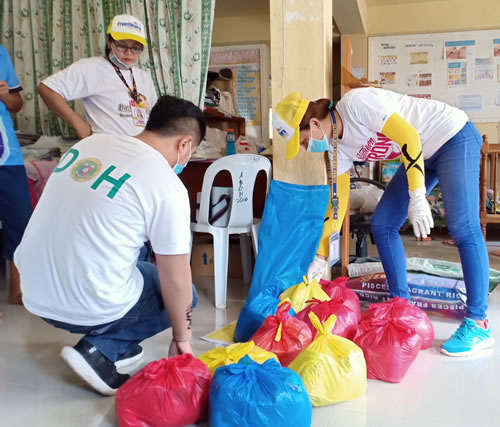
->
xmin=365 ymin=0 xmax=443 ymax=5
xmin=214 ymin=0 xmax=269 ymax=18
xmin=214 ymin=0 xmax=444 ymax=18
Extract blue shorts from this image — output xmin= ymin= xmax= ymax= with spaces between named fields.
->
xmin=0 ymin=165 xmax=32 ymax=260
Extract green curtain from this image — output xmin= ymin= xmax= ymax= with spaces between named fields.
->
xmin=0 ymin=0 xmax=215 ymax=136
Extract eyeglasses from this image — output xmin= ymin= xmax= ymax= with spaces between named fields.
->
xmin=113 ymin=42 xmax=143 ymax=54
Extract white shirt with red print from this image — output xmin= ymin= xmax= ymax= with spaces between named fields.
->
xmin=334 ymin=87 xmax=468 ymax=175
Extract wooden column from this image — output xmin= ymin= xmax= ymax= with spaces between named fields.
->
xmin=270 ymin=0 xmax=332 ymax=185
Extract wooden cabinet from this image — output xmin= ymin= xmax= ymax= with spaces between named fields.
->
xmin=203 ymin=106 xmax=245 ymax=140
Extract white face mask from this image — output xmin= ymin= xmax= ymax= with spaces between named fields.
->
xmin=109 ymin=52 xmax=137 ymax=70
xmin=109 ymin=43 xmax=139 ymax=69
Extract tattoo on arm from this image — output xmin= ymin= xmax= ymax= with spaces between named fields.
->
xmin=185 ymin=305 xmax=192 ymax=330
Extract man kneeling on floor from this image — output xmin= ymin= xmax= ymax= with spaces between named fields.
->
xmin=14 ymin=95 xmax=204 ymax=395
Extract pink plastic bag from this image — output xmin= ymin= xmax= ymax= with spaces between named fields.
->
xmin=361 ymin=297 xmax=434 ymax=349
xmin=116 ymin=354 xmax=212 ymax=427
xmin=295 ymin=298 xmax=359 ymax=340
xmin=353 ymin=318 xmax=422 ymax=383
xmin=250 ymin=302 xmax=313 ymax=366
xmin=320 ymin=277 xmax=361 ymax=322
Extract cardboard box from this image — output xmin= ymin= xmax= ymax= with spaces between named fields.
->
xmin=190 ymin=235 xmax=244 ymax=277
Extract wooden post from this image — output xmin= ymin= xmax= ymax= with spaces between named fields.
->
xmin=270 ymin=0 xmax=332 ymax=185
xmin=480 ymin=135 xmax=489 ymax=238
xmin=340 ymin=40 xmax=352 ymax=277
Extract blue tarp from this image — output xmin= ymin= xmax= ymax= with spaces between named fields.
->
xmin=234 ymin=282 xmax=295 ymax=343
xmin=247 ymin=180 xmax=329 ymax=301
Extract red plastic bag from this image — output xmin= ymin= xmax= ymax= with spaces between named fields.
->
xmin=250 ymin=301 xmax=313 ymax=366
xmin=361 ymin=297 xmax=434 ymax=349
xmin=295 ymin=298 xmax=359 ymax=340
xmin=116 ymin=354 xmax=213 ymax=427
xmin=353 ymin=318 xmax=422 ymax=383
xmin=320 ymin=277 xmax=361 ymax=322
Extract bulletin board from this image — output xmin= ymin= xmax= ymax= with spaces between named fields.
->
xmin=368 ymin=30 xmax=500 ymax=122
xmin=209 ymin=44 xmax=270 ymax=145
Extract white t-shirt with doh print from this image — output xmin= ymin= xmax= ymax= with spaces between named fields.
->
xmin=14 ymin=134 xmax=190 ymax=326
xmin=333 ymin=87 xmax=469 ymax=175
xmin=42 ymin=57 xmax=158 ymax=136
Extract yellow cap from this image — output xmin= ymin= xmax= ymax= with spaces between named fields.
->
xmin=272 ymin=92 xmax=310 ymax=160
xmin=107 ymin=14 xmax=147 ymax=47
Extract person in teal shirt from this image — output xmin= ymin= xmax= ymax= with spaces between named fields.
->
xmin=0 ymin=44 xmax=33 ymax=304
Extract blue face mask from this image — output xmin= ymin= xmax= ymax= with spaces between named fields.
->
xmin=173 ymin=142 xmax=192 ymax=175
xmin=307 ymin=134 xmax=329 ymax=153
xmin=173 ymin=163 xmax=186 ymax=174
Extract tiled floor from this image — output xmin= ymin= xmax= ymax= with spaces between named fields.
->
xmin=1 ymin=233 xmax=500 ymax=427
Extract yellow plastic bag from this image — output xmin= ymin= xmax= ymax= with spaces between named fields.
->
xmin=198 ymin=341 xmax=279 ymax=374
xmin=288 ymin=312 xmax=367 ymax=406
xmin=279 ymin=276 xmax=330 ymax=313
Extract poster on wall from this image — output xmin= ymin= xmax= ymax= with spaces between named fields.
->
xmin=235 ymin=65 xmax=261 ymax=126
xmin=496 ymin=89 xmax=500 ymax=106
xmin=409 ymin=94 xmax=432 ymax=99
xmin=407 ymin=71 xmax=432 ymax=88
xmin=456 ymin=94 xmax=483 ymax=112
xmin=444 ymin=40 xmax=475 ymax=60
xmin=475 ymin=58 xmax=494 ymax=81
xmin=379 ymin=72 xmax=396 ymax=85
xmin=494 ymin=39 xmax=500 ymax=57
xmin=209 ymin=45 xmax=269 ymax=146
xmin=447 ymin=62 xmax=468 ymax=86
xmin=410 ymin=51 xmax=429 ymax=65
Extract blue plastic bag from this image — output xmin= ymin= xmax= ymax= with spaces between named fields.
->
xmin=247 ymin=180 xmax=329 ymax=301
xmin=209 ymin=356 xmax=312 ymax=427
xmin=234 ymin=283 xmax=295 ymax=343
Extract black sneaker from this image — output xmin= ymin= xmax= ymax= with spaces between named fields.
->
xmin=115 ymin=345 xmax=144 ymax=369
xmin=60 ymin=340 xmax=130 ymax=396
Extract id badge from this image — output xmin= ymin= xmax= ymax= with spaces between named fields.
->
xmin=329 ymin=231 xmax=340 ymax=267
xmin=130 ymin=100 xmax=147 ymax=127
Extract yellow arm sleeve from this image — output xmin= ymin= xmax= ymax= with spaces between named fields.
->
xmin=381 ymin=112 xmax=425 ymax=191
xmin=317 ymin=172 xmax=350 ymax=257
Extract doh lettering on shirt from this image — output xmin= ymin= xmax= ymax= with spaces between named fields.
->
xmin=54 ymin=148 xmax=131 ymax=199
xmin=356 ymin=132 xmax=401 ymax=161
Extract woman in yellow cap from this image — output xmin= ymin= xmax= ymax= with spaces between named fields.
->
xmin=273 ymin=87 xmax=493 ymax=357
xmin=38 ymin=14 xmax=157 ymax=139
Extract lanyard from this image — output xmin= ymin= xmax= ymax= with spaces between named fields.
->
xmin=325 ymin=108 xmax=339 ymax=224
xmin=108 ymin=59 xmax=139 ymax=103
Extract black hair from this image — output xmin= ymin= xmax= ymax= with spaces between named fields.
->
xmin=105 ymin=35 xmax=113 ymax=57
xmin=146 ymin=95 xmax=206 ymax=144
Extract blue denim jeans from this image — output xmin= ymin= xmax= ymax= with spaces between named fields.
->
xmin=0 ymin=165 xmax=33 ymax=260
xmin=371 ymin=122 xmax=489 ymax=320
xmin=43 ymin=260 xmax=198 ymax=362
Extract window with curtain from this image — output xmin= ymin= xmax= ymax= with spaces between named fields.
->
xmin=0 ymin=0 xmax=215 ymax=136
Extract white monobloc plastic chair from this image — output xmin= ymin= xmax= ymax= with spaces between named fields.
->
xmin=191 ymin=154 xmax=271 ymax=308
